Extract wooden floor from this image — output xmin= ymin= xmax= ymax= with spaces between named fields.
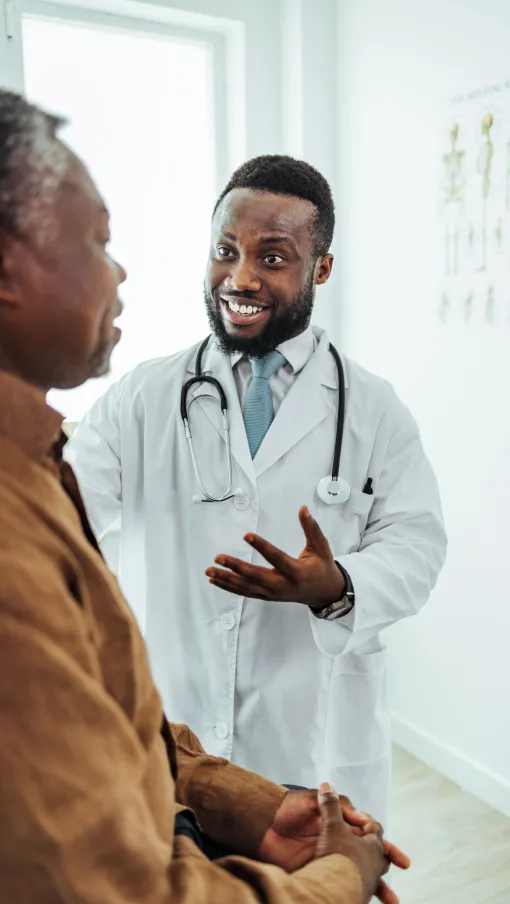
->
xmin=389 ymin=747 xmax=510 ymax=903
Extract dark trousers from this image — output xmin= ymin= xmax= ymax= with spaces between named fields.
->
xmin=174 ymin=784 xmax=305 ymax=860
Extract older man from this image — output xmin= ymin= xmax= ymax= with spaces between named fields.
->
xmin=0 ymin=91 xmax=409 ymax=904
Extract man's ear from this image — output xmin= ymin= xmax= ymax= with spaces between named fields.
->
xmin=0 ymin=229 xmax=21 ymax=307
xmin=0 ymin=231 xmax=22 ymax=307
xmin=315 ymin=254 xmax=334 ymax=286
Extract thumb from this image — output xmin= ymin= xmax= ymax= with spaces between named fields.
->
xmin=316 ymin=782 xmax=348 ymax=860
xmin=299 ymin=507 xmax=332 ymax=558
xmin=318 ymin=782 xmax=346 ymax=829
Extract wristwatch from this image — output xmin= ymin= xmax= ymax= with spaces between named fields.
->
xmin=312 ymin=563 xmax=355 ymax=621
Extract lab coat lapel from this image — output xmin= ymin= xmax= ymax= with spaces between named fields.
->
xmin=254 ymin=333 xmax=340 ymax=479
xmin=185 ymin=342 xmax=255 ymax=486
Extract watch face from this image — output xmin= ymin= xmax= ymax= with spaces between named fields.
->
xmin=327 ymin=599 xmax=354 ymax=620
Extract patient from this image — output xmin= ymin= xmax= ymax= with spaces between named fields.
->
xmin=0 ymin=90 xmax=408 ymax=904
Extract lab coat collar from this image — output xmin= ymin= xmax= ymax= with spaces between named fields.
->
xmin=184 ymin=326 xmax=346 ymax=482
xmin=185 ymin=324 xmax=346 ymax=387
xmin=253 ymin=327 xmax=343 ymax=477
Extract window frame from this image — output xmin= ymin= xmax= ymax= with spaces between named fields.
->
xmin=0 ymin=0 xmax=246 ymax=193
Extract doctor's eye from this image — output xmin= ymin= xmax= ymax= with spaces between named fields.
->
xmin=216 ymin=245 xmax=234 ymax=259
xmin=263 ymin=253 xmax=284 ymax=265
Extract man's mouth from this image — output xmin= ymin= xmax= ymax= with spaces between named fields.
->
xmin=112 ymin=298 xmax=124 ymax=342
xmin=220 ymin=296 xmax=271 ymax=326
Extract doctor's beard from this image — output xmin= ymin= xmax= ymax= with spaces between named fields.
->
xmin=204 ymin=266 xmax=316 ymax=359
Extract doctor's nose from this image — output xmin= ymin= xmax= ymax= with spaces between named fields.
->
xmin=224 ymin=258 xmax=262 ymax=294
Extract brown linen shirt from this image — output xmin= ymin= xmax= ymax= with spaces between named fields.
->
xmin=0 ymin=370 xmax=363 ymax=904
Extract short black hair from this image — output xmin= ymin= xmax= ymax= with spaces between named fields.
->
xmin=0 ymin=90 xmax=67 ymax=240
xmin=214 ymin=155 xmax=335 ymax=258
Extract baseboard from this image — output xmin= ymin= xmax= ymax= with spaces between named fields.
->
xmin=391 ymin=711 xmax=510 ymax=819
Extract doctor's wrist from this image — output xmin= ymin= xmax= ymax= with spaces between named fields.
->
xmin=309 ymin=565 xmax=346 ymax=612
xmin=309 ymin=563 xmax=355 ymax=619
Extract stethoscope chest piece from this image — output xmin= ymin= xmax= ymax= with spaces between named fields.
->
xmin=317 ymin=475 xmax=351 ymax=506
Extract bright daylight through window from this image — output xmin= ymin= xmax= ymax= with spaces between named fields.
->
xmin=22 ymin=13 xmax=216 ymax=421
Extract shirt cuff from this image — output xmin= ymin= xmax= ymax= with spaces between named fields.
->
xmin=172 ymin=723 xmax=286 ymax=858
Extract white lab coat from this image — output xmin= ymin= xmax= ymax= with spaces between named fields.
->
xmin=67 ymin=327 xmax=446 ymax=823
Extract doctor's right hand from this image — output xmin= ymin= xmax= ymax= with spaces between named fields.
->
xmin=317 ymin=783 xmax=397 ymax=904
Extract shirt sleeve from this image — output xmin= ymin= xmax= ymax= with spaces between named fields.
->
xmin=171 ymin=721 xmax=286 ymax=858
xmin=310 ymin=395 xmax=447 ymax=657
xmin=0 ymin=557 xmax=363 ymax=904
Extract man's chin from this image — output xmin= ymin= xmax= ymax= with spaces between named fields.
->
xmin=223 ymin=319 xmax=266 ymax=341
xmin=89 ymin=343 xmax=115 ymax=380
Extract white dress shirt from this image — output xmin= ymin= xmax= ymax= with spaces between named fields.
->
xmin=231 ymin=325 xmax=317 ymax=414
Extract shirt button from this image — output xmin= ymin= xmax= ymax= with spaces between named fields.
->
xmin=233 ymin=494 xmax=250 ymax=510
xmin=215 ymin=722 xmax=229 ymax=740
xmin=220 ymin=614 xmax=235 ymax=631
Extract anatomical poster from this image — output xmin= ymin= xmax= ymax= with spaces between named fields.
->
xmin=439 ymin=79 xmax=510 ymax=324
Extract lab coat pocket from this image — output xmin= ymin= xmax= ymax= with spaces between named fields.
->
xmin=315 ymin=488 xmax=374 ymax=555
xmin=347 ymin=489 xmax=374 ymax=517
xmin=325 ymin=649 xmax=389 ymax=768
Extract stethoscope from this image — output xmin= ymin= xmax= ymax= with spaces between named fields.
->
xmin=181 ymin=335 xmax=350 ymax=505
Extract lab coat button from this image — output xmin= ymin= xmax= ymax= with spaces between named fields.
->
xmin=215 ymin=722 xmax=229 ymax=739
xmin=220 ymin=614 xmax=235 ymax=631
xmin=233 ymin=494 xmax=250 ymax=510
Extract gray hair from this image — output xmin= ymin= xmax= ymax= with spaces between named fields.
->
xmin=0 ymin=90 xmax=69 ymax=244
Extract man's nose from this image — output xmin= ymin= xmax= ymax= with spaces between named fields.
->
xmin=116 ymin=260 xmax=127 ymax=286
xmin=224 ymin=258 xmax=261 ymax=294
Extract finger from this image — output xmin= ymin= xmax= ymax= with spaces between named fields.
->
xmin=360 ymin=821 xmax=411 ymax=870
xmin=243 ymin=534 xmax=297 ymax=579
xmin=298 ymin=506 xmax=333 ymax=558
xmin=362 ymin=818 xmax=384 ymax=839
xmin=375 ymin=880 xmax=400 ymax=904
xmin=207 ymin=576 xmax=272 ymax=600
xmin=318 ymin=782 xmax=345 ymax=826
xmin=211 ymin=556 xmax=275 ymax=587
xmin=382 ymin=840 xmax=411 ymax=870
xmin=339 ymin=796 xmax=371 ymax=828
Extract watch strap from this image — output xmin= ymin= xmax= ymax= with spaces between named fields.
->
xmin=312 ymin=563 xmax=355 ymax=620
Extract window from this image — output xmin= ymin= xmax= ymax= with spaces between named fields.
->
xmin=20 ymin=7 xmax=220 ymax=420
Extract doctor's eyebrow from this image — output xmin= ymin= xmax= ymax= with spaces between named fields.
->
xmin=219 ymin=230 xmax=298 ymax=251
xmin=258 ymin=235 xmax=298 ymax=250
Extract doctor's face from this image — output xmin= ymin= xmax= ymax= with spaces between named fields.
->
xmin=204 ymin=189 xmax=333 ymax=358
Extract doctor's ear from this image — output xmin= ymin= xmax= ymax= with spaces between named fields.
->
xmin=0 ymin=232 xmax=23 ymax=308
xmin=315 ymin=254 xmax=334 ymax=286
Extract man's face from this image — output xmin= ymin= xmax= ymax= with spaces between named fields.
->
xmin=204 ymin=188 xmax=333 ymax=358
xmin=0 ymin=148 xmax=126 ymax=391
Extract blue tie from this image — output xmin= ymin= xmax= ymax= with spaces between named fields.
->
xmin=243 ymin=351 xmax=286 ymax=458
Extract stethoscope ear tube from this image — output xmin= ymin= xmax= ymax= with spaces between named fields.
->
xmin=328 ymin=342 xmax=345 ymax=482
xmin=181 ymin=375 xmax=228 ymax=420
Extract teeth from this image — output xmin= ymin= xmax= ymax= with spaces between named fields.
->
xmin=227 ymin=300 xmax=265 ymax=314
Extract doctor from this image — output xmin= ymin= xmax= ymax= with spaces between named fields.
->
xmin=68 ymin=155 xmax=447 ymax=825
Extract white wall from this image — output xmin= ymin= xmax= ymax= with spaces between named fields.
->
xmin=335 ymin=0 xmax=510 ymax=816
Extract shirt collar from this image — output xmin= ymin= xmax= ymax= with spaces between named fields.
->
xmin=231 ymin=324 xmax=316 ymax=375
xmin=0 ymin=370 xmax=65 ymax=464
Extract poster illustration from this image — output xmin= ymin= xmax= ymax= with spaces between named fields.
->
xmin=439 ymin=79 xmax=510 ymax=324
